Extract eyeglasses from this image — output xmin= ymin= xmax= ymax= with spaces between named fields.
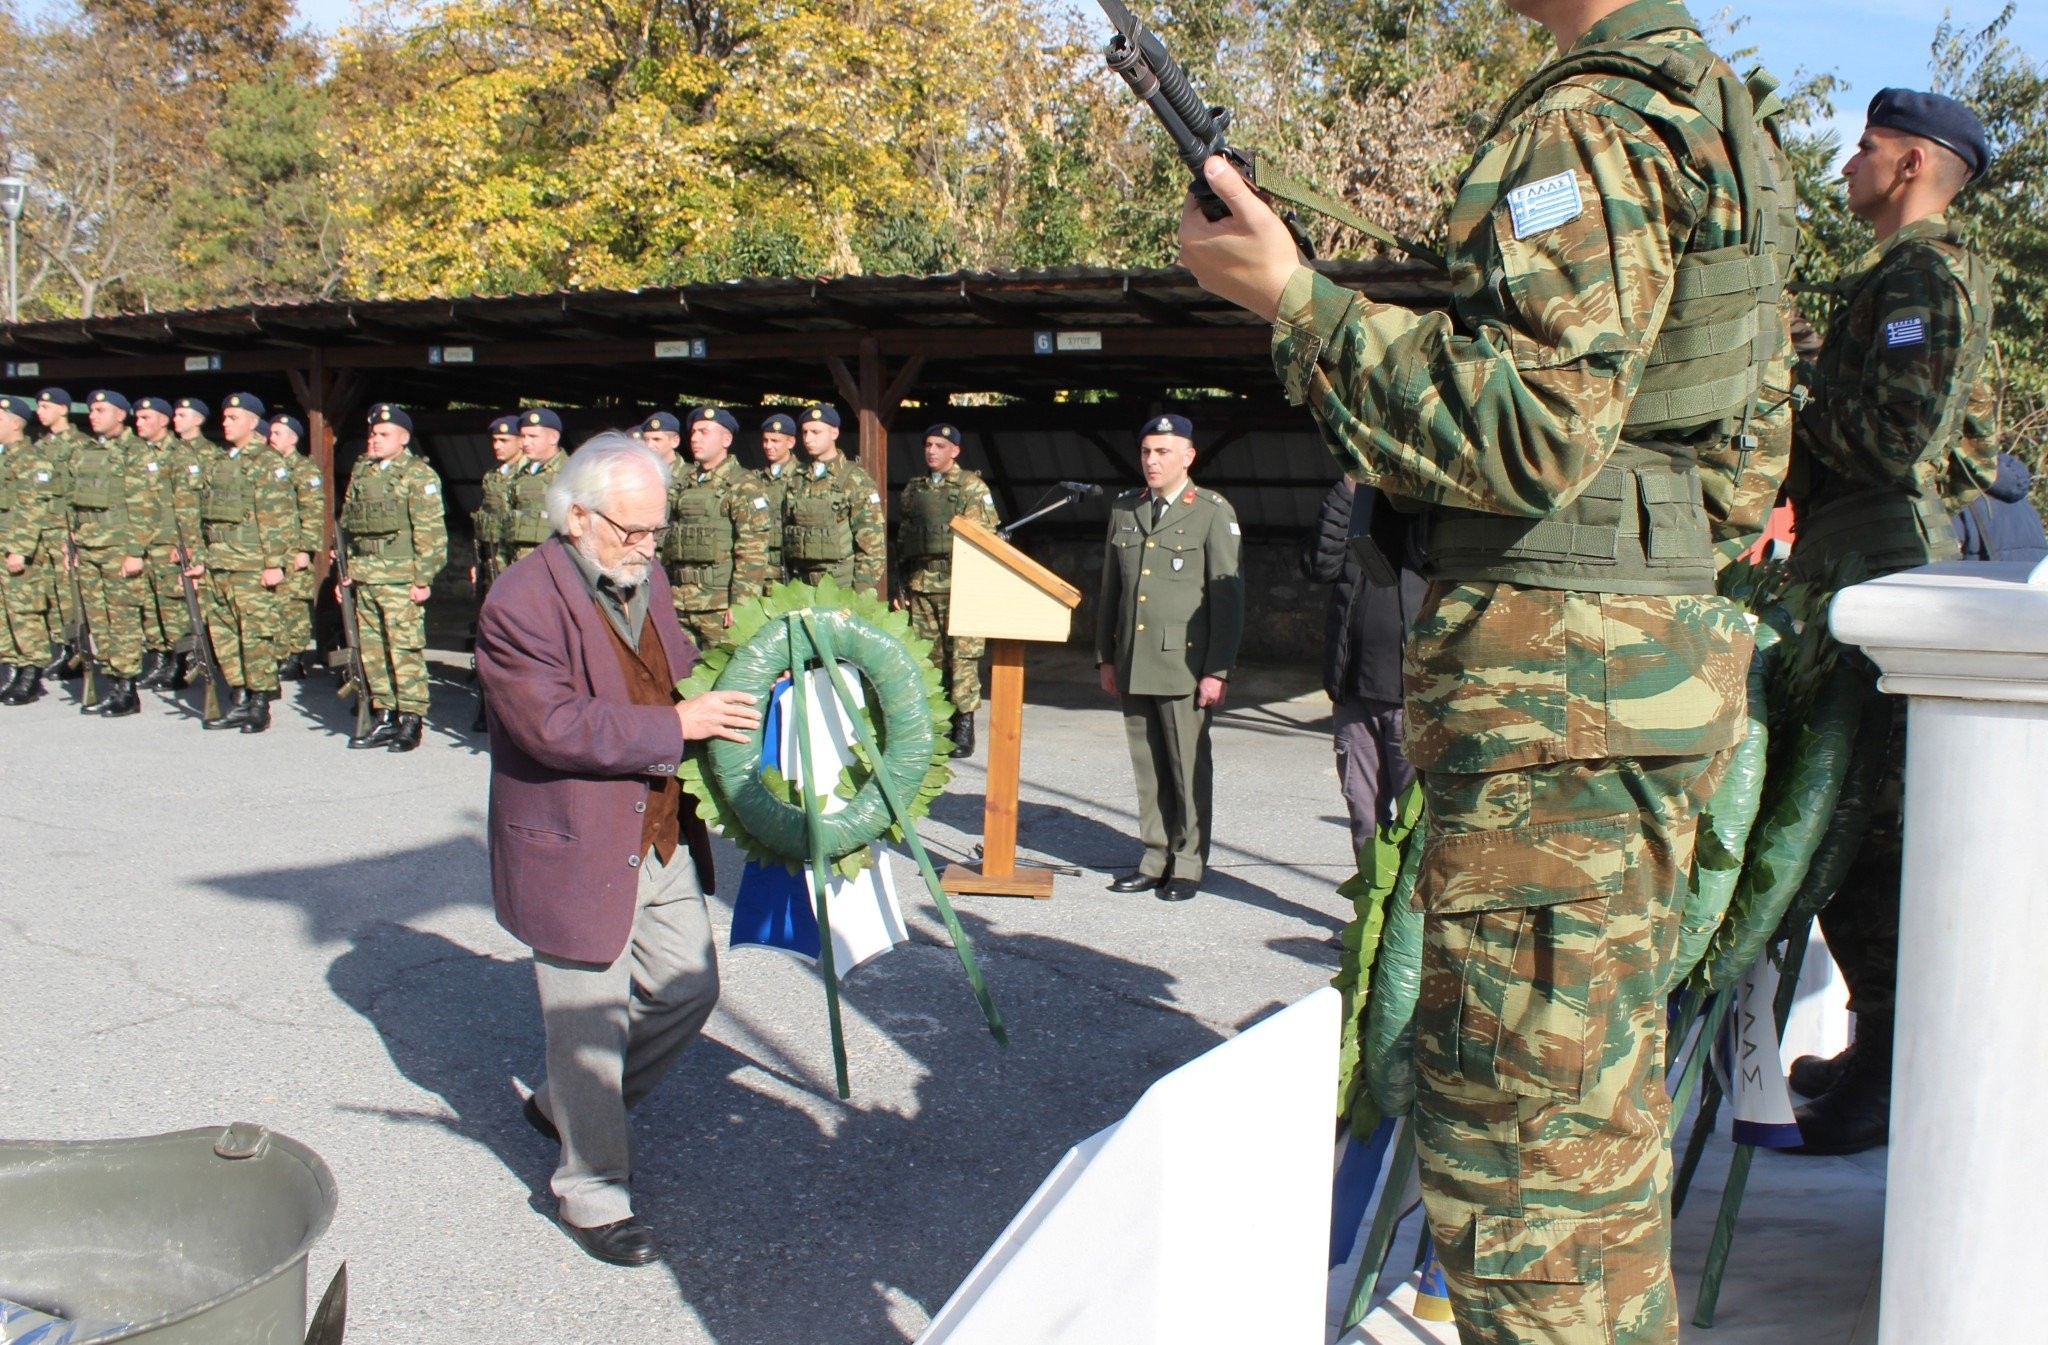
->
xmin=591 ymin=507 xmax=670 ymax=547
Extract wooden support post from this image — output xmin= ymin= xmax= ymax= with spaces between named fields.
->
xmin=941 ymin=638 xmax=1054 ymax=899
xmin=288 ymin=349 xmax=336 ymax=589
xmin=856 ymin=333 xmax=884 ymax=487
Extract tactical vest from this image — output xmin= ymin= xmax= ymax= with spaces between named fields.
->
xmin=505 ymin=470 xmax=553 ymax=546
xmin=199 ymin=456 xmax=259 ymax=544
xmin=69 ymin=444 xmax=126 ymax=518
xmin=899 ymin=481 xmax=957 ymax=561
xmin=786 ymin=494 xmax=852 ymax=564
xmin=342 ymin=469 xmax=409 ymax=556
xmin=1423 ymin=26 xmax=1796 ymax=595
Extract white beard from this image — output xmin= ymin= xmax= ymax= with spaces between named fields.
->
xmin=572 ymin=530 xmax=652 ymax=589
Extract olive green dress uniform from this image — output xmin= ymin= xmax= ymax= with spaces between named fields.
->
xmin=502 ymin=452 xmax=565 ymax=565
xmin=339 ymin=449 xmax=448 ymax=718
xmin=664 ymin=454 xmax=774 ymax=652
xmin=2 ymin=432 xmax=75 ymax=664
xmin=782 ymin=455 xmax=887 ymax=595
xmin=68 ymin=417 xmax=154 ymax=681
xmin=1268 ymin=3 xmax=1795 ymax=1339
xmin=897 ymin=464 xmax=1000 ymax=713
xmin=277 ymin=448 xmax=327 ymax=666
xmin=1094 ymin=481 xmax=1244 ymax=884
xmin=758 ymin=460 xmax=794 ymax=577
xmin=131 ymin=432 xmax=192 ymax=662
xmin=195 ymin=433 xmax=298 ymax=697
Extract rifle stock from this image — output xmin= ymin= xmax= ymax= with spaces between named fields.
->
xmin=332 ymin=526 xmax=375 ymax=739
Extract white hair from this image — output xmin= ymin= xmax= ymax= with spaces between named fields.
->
xmin=545 ymin=432 xmax=672 ymax=535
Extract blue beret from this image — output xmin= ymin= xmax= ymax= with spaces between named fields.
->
xmin=223 ymin=392 xmax=266 ymax=416
xmin=252 ymin=419 xmax=271 ymax=440
xmin=1140 ymin=413 xmax=1193 ymax=439
xmin=802 ymin=405 xmax=842 ymax=429
xmin=133 ymin=396 xmax=171 ymax=417
xmin=37 ymin=387 xmax=72 ymax=407
xmin=368 ymin=403 xmax=413 ymax=433
xmin=489 ymin=414 xmax=519 ymax=436
xmin=272 ymin=415 xmax=305 ymax=441
xmin=520 ymin=408 xmax=563 ymax=432
xmin=689 ymin=406 xmax=739 ymax=435
xmin=1868 ymin=88 xmax=1990 ymax=182
xmin=88 ymin=389 xmax=131 ymax=414
xmin=0 ymin=394 xmax=33 ymax=420
xmin=760 ymin=413 xmax=797 ymax=436
xmin=924 ymin=422 xmax=962 ymax=446
xmin=175 ymin=396 xmax=210 ymax=417
xmin=640 ymin=411 xmax=681 ymax=434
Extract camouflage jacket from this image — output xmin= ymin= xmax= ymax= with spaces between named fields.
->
xmin=127 ymin=433 xmax=187 ymax=552
xmin=758 ymin=460 xmax=794 ymax=571
xmin=1094 ymin=483 xmax=1245 ymax=698
xmin=0 ymin=440 xmax=23 ymax=546
xmin=1269 ymin=0 xmax=1758 ymax=773
xmin=474 ymin=458 xmax=518 ymax=568
xmin=503 ymin=453 xmax=565 ymax=561
xmin=896 ymin=466 xmax=1000 ymax=594
xmin=193 ymin=442 xmax=299 ymax=573
xmin=5 ymin=429 xmax=80 ymax=555
xmin=168 ymin=434 xmax=219 ymax=550
xmin=664 ymin=455 xmax=774 ymax=612
xmin=68 ymin=429 xmax=157 ymax=555
xmin=340 ymin=451 xmax=449 ymax=587
xmin=277 ymin=448 xmax=327 ymax=557
xmin=782 ymin=454 xmax=887 ymax=593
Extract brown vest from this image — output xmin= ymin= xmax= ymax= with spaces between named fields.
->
xmin=601 ymin=607 xmax=683 ymax=863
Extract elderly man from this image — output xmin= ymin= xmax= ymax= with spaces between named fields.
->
xmin=476 ymin=433 xmax=759 ymax=1267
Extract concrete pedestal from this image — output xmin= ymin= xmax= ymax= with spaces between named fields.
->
xmin=1830 ymin=559 xmax=2048 ymax=1345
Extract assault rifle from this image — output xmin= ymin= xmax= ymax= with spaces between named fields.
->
xmin=62 ymin=515 xmax=97 ymax=704
xmin=331 ymin=525 xmax=375 ymax=740
xmin=173 ymin=527 xmax=227 ymax=721
xmin=1092 ymin=0 xmax=1441 ymax=266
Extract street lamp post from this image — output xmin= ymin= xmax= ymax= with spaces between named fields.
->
xmin=0 ymin=177 xmax=26 ymax=323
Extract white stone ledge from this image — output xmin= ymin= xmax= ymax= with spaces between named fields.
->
xmin=1828 ymin=560 xmax=2048 ymax=702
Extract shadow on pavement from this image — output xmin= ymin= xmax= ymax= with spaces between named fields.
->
xmin=199 ymin=835 xmax=493 ymax=941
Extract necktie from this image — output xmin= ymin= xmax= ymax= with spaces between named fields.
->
xmin=1152 ymin=495 xmax=1168 ymax=526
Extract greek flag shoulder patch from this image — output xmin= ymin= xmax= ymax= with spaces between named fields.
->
xmin=1885 ymin=317 xmax=1927 ymax=349
xmin=1505 ymin=171 xmax=1584 ymax=240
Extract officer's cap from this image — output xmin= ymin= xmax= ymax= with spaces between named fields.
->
xmin=37 ymin=387 xmax=72 ymax=407
xmin=1139 ymin=413 xmax=1193 ymax=440
xmin=1868 ymin=88 xmax=1991 ymax=182
xmin=134 ymin=396 xmax=172 ymax=417
xmin=0 ymin=394 xmax=33 ymax=421
xmin=690 ymin=406 xmax=739 ymax=435
xmin=639 ymin=411 xmax=681 ymax=435
xmin=88 ymin=389 xmax=131 ymax=414
xmin=175 ymin=396 xmax=210 ymax=417
xmin=224 ymin=392 xmax=266 ymax=416
xmin=521 ymin=408 xmax=563 ymax=432
xmin=488 ymin=414 xmax=519 ymax=437
xmin=369 ymin=403 xmax=414 ymax=433
xmin=802 ymin=405 xmax=842 ymax=429
xmin=924 ymin=423 xmax=963 ymax=446
xmin=272 ymin=414 xmax=305 ymax=441
xmin=760 ymin=412 xmax=797 ymax=436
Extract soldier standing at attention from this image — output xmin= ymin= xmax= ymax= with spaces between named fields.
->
xmin=166 ymin=397 xmax=217 ymax=688
xmin=664 ymin=406 xmax=772 ymax=652
xmin=1095 ymin=415 xmax=1243 ymax=902
xmin=1 ymin=391 xmax=80 ymax=700
xmin=503 ymin=408 xmax=567 ymax=566
xmin=70 ymin=390 xmax=154 ymax=718
xmin=1778 ymin=91 xmax=1995 ymax=1158
xmin=268 ymin=414 xmax=325 ymax=681
xmin=781 ymin=405 xmax=886 ymax=596
xmin=469 ymin=413 xmax=523 ymax=732
xmin=128 ymin=398 xmax=188 ymax=689
xmin=338 ymin=404 xmax=448 ymax=752
xmin=0 ymin=395 xmax=35 ymax=702
xmin=1179 ymin=0 xmax=1795 ymax=1338
xmin=638 ymin=412 xmax=682 ymax=472
xmin=894 ymin=422 xmax=999 ymax=758
xmin=32 ymin=388 xmax=88 ymax=675
xmin=189 ymin=392 xmax=297 ymax=733
xmin=757 ymin=412 xmax=798 ymax=581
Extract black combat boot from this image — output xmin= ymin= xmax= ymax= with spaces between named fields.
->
xmin=387 ymin=712 xmax=425 ymax=753
xmin=83 ymin=675 xmax=128 ymax=714
xmin=205 ymin=687 xmax=249 ymax=729
xmin=135 ymin=650 xmax=166 ymax=688
xmin=2 ymin=667 xmax=44 ymax=705
xmin=949 ymin=711 xmax=975 ymax=759
xmin=0 ymin=666 xmax=22 ymax=700
xmin=95 ymin=678 xmax=141 ymax=718
xmin=1789 ymin=1040 xmax=1858 ymax=1100
xmin=39 ymin=643 xmax=75 ymax=677
xmin=277 ymin=652 xmax=306 ymax=681
xmin=349 ymin=708 xmax=397 ymax=749
xmin=1788 ymin=1023 xmax=1892 ymax=1156
xmin=238 ymin=690 xmax=273 ymax=733
xmin=168 ymin=651 xmax=193 ymax=689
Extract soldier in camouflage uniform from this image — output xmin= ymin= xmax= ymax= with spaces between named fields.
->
xmin=2 ymin=391 xmax=81 ymax=702
xmin=1779 ymin=90 xmax=1995 ymax=1157
xmin=186 ymin=391 xmax=297 ymax=733
xmin=781 ymin=405 xmax=886 ymax=596
xmin=638 ymin=411 xmax=681 ymax=473
xmin=127 ymin=398 xmax=189 ymax=688
xmin=338 ymin=403 xmax=448 ymax=753
xmin=757 ymin=412 xmax=798 ymax=578
xmin=68 ymin=390 xmax=157 ymax=717
xmin=503 ymin=408 xmax=567 ymax=567
xmin=664 ymin=406 xmax=773 ymax=652
xmin=31 ymin=388 xmax=88 ymax=674
xmin=267 ymin=415 xmax=326 ymax=681
xmin=468 ymin=413 xmax=523 ymax=732
xmin=894 ymin=422 xmax=999 ymax=757
xmin=1180 ymin=0 xmax=1795 ymax=1338
xmin=0 ymin=395 xmax=36 ymax=701
xmin=165 ymin=397 xmax=219 ymax=688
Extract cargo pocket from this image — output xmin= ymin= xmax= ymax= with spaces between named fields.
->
xmin=1415 ymin=812 xmax=1632 ymax=1102
xmin=1471 ymin=1213 xmax=1608 ymax=1345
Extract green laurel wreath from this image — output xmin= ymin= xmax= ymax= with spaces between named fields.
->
xmin=675 ymin=576 xmax=954 ymax=877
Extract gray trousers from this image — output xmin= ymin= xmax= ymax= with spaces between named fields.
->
xmin=1120 ymin=691 xmax=1214 ymax=882
xmin=530 ymin=846 xmax=720 ymax=1228
xmin=1333 ymin=696 xmax=1412 ymax=856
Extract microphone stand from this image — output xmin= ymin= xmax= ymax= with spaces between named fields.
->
xmin=999 ymin=485 xmax=1093 ymax=541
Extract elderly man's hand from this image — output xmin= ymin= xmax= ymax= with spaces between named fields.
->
xmin=1177 ymin=156 xmax=1303 ymax=323
xmin=676 ymin=689 xmax=760 ymax=743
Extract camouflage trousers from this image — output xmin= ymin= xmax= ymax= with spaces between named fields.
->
xmin=208 ymin=569 xmax=285 ymax=694
xmin=676 ymin=609 xmax=732 ymax=656
xmin=906 ymin=591 xmax=984 ymax=713
xmin=139 ymin=545 xmax=191 ymax=653
xmin=788 ymin=559 xmax=856 ymax=591
xmin=76 ymin=548 xmax=146 ymax=678
xmin=356 ymin=582 xmax=429 ymax=716
xmin=4 ymin=541 xmax=63 ymax=654
xmin=1816 ymin=665 xmax=1904 ymax=1026
xmin=280 ymin=563 xmax=316 ymax=656
xmin=0 ymin=564 xmax=34 ymax=662
xmin=1413 ymin=751 xmax=1728 ymax=1345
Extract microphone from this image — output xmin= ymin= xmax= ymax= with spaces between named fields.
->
xmin=1058 ymin=480 xmax=1104 ymax=497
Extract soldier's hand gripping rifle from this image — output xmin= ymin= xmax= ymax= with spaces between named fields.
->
xmin=1093 ymin=0 xmax=1442 ymax=266
xmin=331 ymin=525 xmax=375 ymax=740
xmin=172 ymin=526 xmax=227 ymax=721
xmin=62 ymin=514 xmax=97 ymax=704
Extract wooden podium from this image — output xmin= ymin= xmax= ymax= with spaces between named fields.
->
xmin=938 ymin=516 xmax=1081 ymax=899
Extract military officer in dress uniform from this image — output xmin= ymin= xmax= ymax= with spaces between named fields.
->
xmin=781 ymin=405 xmax=886 ymax=596
xmin=504 ymin=408 xmax=567 ymax=565
xmin=188 ymin=391 xmax=298 ymax=733
xmin=0 ymin=395 xmax=36 ymax=701
xmin=70 ymin=390 xmax=155 ymax=717
xmin=664 ymin=406 xmax=773 ymax=652
xmin=894 ymin=422 xmax=999 ymax=757
xmin=128 ymin=397 xmax=189 ymax=688
xmin=757 ymin=412 xmax=798 ymax=578
xmin=1095 ymin=415 xmax=1243 ymax=902
xmin=338 ymin=404 xmax=448 ymax=752
xmin=267 ymin=414 xmax=325 ymax=681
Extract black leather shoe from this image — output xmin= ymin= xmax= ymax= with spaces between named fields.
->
xmin=1789 ymin=1043 xmax=1857 ymax=1100
xmin=387 ymin=712 xmax=424 ymax=752
xmin=96 ymin=678 xmax=141 ymax=718
xmin=134 ymin=650 xmax=164 ymax=687
xmin=205 ymin=687 xmax=248 ymax=729
xmin=238 ymin=691 xmax=274 ymax=733
xmin=1107 ymin=871 xmax=1163 ymax=893
xmin=522 ymin=1095 xmax=560 ymax=1144
xmin=83 ymin=676 xmax=124 ymax=714
xmin=949 ymin=711 xmax=975 ymax=759
xmin=277 ymin=652 xmax=306 ymax=681
xmin=348 ymin=709 xmax=397 ymax=749
xmin=1 ymin=668 xmax=41 ymax=705
xmin=1788 ymin=1030 xmax=1890 ymax=1156
xmin=1157 ymin=877 xmax=1199 ymax=902
xmin=559 ymin=1216 xmax=660 ymax=1268
xmin=40 ymin=643 xmax=75 ymax=678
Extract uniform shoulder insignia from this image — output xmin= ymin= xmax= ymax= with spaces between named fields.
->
xmin=310 ymin=475 xmax=322 ymax=488
xmin=1504 ymin=170 xmax=1584 ymax=240
xmin=423 ymin=482 xmax=439 ymax=495
xmin=753 ymin=497 xmax=769 ymax=510
xmin=868 ymin=491 xmax=881 ymax=504
xmin=1884 ymin=316 xmax=1928 ymax=348
xmin=274 ymin=466 xmax=290 ymax=479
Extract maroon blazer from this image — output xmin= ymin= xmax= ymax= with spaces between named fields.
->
xmin=475 ymin=537 xmax=714 ymax=964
